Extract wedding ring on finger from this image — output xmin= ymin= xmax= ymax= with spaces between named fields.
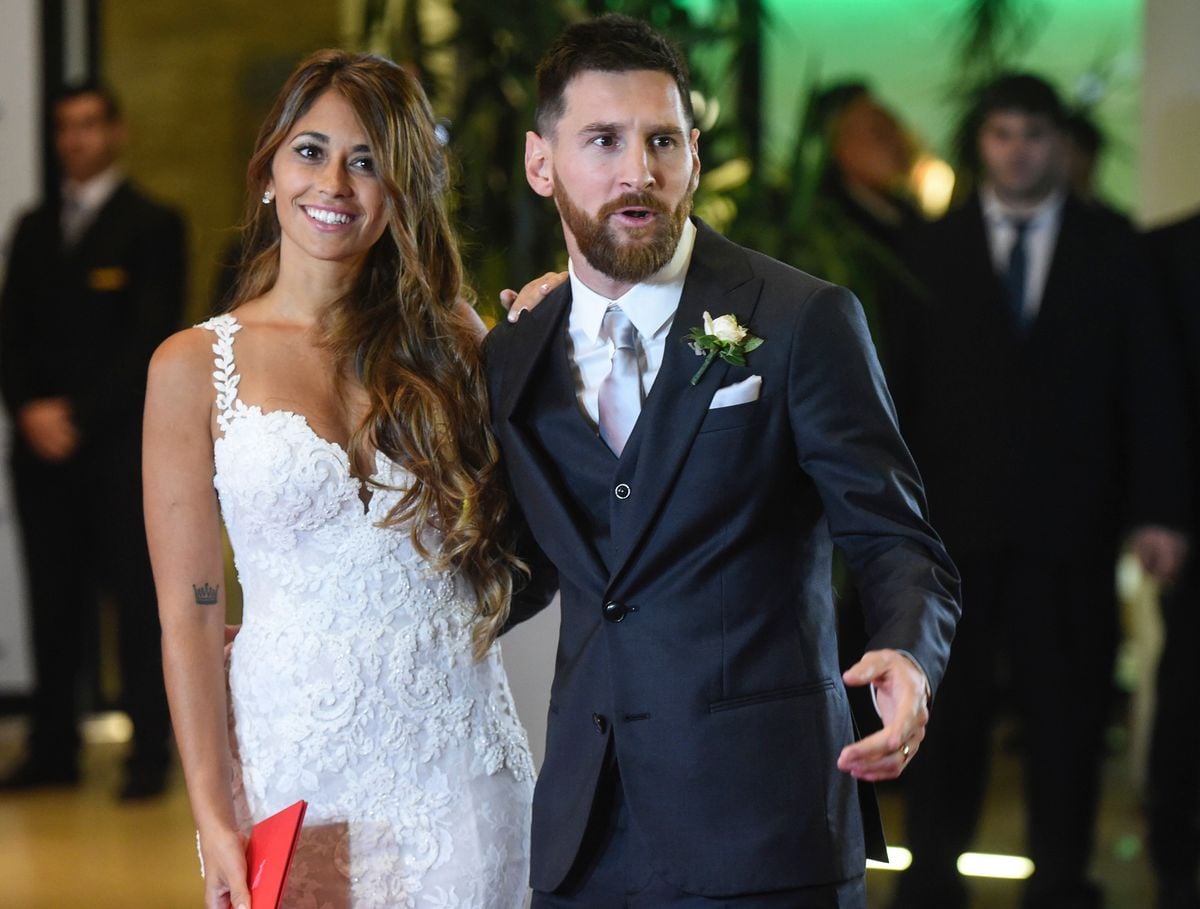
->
xmin=900 ymin=743 xmax=912 ymax=760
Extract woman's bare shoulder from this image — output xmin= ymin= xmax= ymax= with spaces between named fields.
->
xmin=147 ymin=325 xmax=222 ymax=407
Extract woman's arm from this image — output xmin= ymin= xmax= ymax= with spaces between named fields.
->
xmin=143 ymin=328 xmax=251 ymax=909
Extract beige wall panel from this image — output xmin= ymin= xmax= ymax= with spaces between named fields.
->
xmin=1141 ymin=0 xmax=1200 ymax=226
xmin=103 ymin=3 xmax=340 ymax=320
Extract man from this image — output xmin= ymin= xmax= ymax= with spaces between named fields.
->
xmin=813 ymin=82 xmax=922 ymax=256
xmin=891 ymin=74 xmax=1188 ymax=909
xmin=0 ymin=82 xmax=185 ymax=799
xmin=487 ymin=16 xmax=960 ymax=906
xmin=1143 ymin=208 xmax=1200 ymax=909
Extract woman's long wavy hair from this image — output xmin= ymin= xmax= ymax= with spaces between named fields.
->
xmin=230 ymin=50 xmax=523 ymax=658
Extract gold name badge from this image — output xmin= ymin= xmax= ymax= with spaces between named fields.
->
xmin=88 ymin=267 xmax=129 ymax=292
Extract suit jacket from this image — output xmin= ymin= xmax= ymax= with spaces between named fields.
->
xmin=0 ymin=180 xmax=186 ymax=456
xmin=486 ymin=221 xmax=960 ymax=896
xmin=1144 ymin=211 xmax=1200 ymax=530
xmin=899 ymin=194 xmax=1187 ymax=558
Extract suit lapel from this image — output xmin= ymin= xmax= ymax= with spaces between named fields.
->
xmin=1028 ymin=196 xmax=1078 ymax=334
xmin=495 ymin=287 xmax=610 ymax=592
xmin=67 ymin=181 xmax=130 ymax=258
xmin=608 ymin=223 xmax=763 ymax=587
xmin=496 ymin=285 xmax=571 ymax=423
xmin=962 ymin=198 xmax=1010 ymax=319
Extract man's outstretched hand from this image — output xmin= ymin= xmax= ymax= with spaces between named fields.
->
xmin=838 ymin=648 xmax=930 ymax=781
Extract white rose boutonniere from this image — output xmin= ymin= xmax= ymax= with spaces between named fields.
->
xmin=684 ymin=311 xmax=763 ymax=385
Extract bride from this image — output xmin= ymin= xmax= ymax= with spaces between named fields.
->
xmin=144 ymin=50 xmax=553 ymax=909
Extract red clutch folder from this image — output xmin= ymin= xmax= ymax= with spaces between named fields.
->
xmin=245 ymin=799 xmax=307 ymax=909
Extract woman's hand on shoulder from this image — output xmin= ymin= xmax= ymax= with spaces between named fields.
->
xmin=499 ymin=271 xmax=568 ymax=323
xmin=197 ymin=824 xmax=251 ymax=909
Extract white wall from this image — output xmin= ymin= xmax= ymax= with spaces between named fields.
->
xmin=0 ymin=0 xmax=40 ymax=693
xmin=1140 ymin=0 xmax=1200 ymax=226
xmin=502 ymin=596 xmax=559 ymax=768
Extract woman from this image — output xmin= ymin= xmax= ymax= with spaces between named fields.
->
xmin=144 ymin=51 xmax=539 ymax=909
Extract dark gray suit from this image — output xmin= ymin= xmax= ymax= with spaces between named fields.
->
xmin=487 ymin=221 xmax=960 ymax=899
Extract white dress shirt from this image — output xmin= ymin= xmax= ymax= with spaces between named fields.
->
xmin=566 ymin=218 xmax=698 ymax=426
xmin=981 ymin=185 xmax=1065 ymax=321
xmin=61 ymin=165 xmax=122 ymax=245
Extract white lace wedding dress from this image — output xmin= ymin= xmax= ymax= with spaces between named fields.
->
xmin=200 ymin=314 xmax=534 ymax=909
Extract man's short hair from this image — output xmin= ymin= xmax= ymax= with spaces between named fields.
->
xmin=974 ymin=73 xmax=1065 ymax=129
xmin=53 ymin=79 xmax=121 ymax=122
xmin=535 ymin=14 xmax=694 ymax=136
xmin=1063 ymin=111 xmax=1103 ymax=156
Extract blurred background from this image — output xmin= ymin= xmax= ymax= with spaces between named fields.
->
xmin=0 ymin=1 xmax=1197 ymax=906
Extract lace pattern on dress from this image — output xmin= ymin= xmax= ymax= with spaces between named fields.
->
xmin=194 ymin=314 xmax=534 ymax=909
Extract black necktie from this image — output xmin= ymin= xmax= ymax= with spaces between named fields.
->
xmin=1005 ymin=219 xmax=1030 ymax=326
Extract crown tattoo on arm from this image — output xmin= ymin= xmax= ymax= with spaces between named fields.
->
xmin=192 ymin=582 xmax=220 ymax=606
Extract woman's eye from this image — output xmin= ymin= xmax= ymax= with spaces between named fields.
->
xmin=351 ymin=157 xmax=375 ymax=173
xmin=295 ymin=144 xmax=322 ymax=160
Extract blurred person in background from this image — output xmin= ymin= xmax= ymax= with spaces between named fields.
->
xmin=812 ymin=82 xmax=923 ymax=259
xmin=1062 ymin=110 xmax=1104 ymax=202
xmin=1062 ymin=110 xmax=1129 ymax=223
xmin=805 ymin=82 xmax=931 ymax=732
xmin=0 ymin=81 xmax=185 ymax=800
xmin=1143 ymin=208 xmax=1200 ymax=909
xmin=891 ymin=73 xmax=1189 ymax=909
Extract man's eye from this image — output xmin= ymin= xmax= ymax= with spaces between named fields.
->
xmin=652 ymin=136 xmax=677 ymax=148
xmin=592 ymin=135 xmax=617 ymax=148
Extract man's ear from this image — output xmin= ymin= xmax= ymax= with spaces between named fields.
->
xmin=525 ymin=131 xmax=555 ymax=199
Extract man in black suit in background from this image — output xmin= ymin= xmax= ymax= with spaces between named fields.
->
xmin=488 ymin=16 xmax=959 ymax=907
xmin=0 ymin=82 xmax=185 ymax=799
xmin=1143 ymin=209 xmax=1200 ymax=909
xmin=890 ymin=74 xmax=1189 ymax=909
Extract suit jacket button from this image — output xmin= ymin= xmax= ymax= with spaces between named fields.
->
xmin=592 ymin=713 xmax=608 ymax=734
xmin=614 ymin=483 xmax=631 ymax=499
xmin=603 ymin=600 xmax=627 ymax=623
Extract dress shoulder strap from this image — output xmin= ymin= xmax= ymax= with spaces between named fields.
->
xmin=196 ymin=313 xmax=242 ymax=431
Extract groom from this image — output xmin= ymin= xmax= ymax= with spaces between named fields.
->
xmin=487 ymin=15 xmax=960 ymax=907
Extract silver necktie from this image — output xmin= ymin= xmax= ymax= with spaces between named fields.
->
xmin=597 ymin=305 xmax=642 ymax=456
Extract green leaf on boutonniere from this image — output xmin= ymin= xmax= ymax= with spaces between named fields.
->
xmin=684 ymin=311 xmax=764 ymax=385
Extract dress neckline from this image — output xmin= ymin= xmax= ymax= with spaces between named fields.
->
xmin=204 ymin=312 xmax=384 ymax=513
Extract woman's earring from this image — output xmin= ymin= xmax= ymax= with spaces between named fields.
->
xmin=262 ymin=189 xmax=274 ymax=205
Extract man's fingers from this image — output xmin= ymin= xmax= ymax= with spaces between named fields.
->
xmin=838 ymin=725 xmax=924 ymax=780
xmin=498 ymin=289 xmax=518 ymax=311
xmin=841 ymin=653 xmax=886 ymax=688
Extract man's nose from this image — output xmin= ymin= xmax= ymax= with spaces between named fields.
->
xmin=617 ymin=145 xmax=655 ymax=190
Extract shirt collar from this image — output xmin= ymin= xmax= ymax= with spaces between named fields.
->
xmin=980 ymin=183 xmax=1065 ymax=229
xmin=568 ymin=218 xmax=698 ymax=344
xmin=63 ymin=165 xmax=122 ymax=213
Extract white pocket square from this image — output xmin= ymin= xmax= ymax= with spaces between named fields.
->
xmin=709 ymin=374 xmax=762 ymax=409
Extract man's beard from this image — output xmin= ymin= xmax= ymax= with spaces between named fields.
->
xmin=553 ymin=181 xmax=694 ymax=284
